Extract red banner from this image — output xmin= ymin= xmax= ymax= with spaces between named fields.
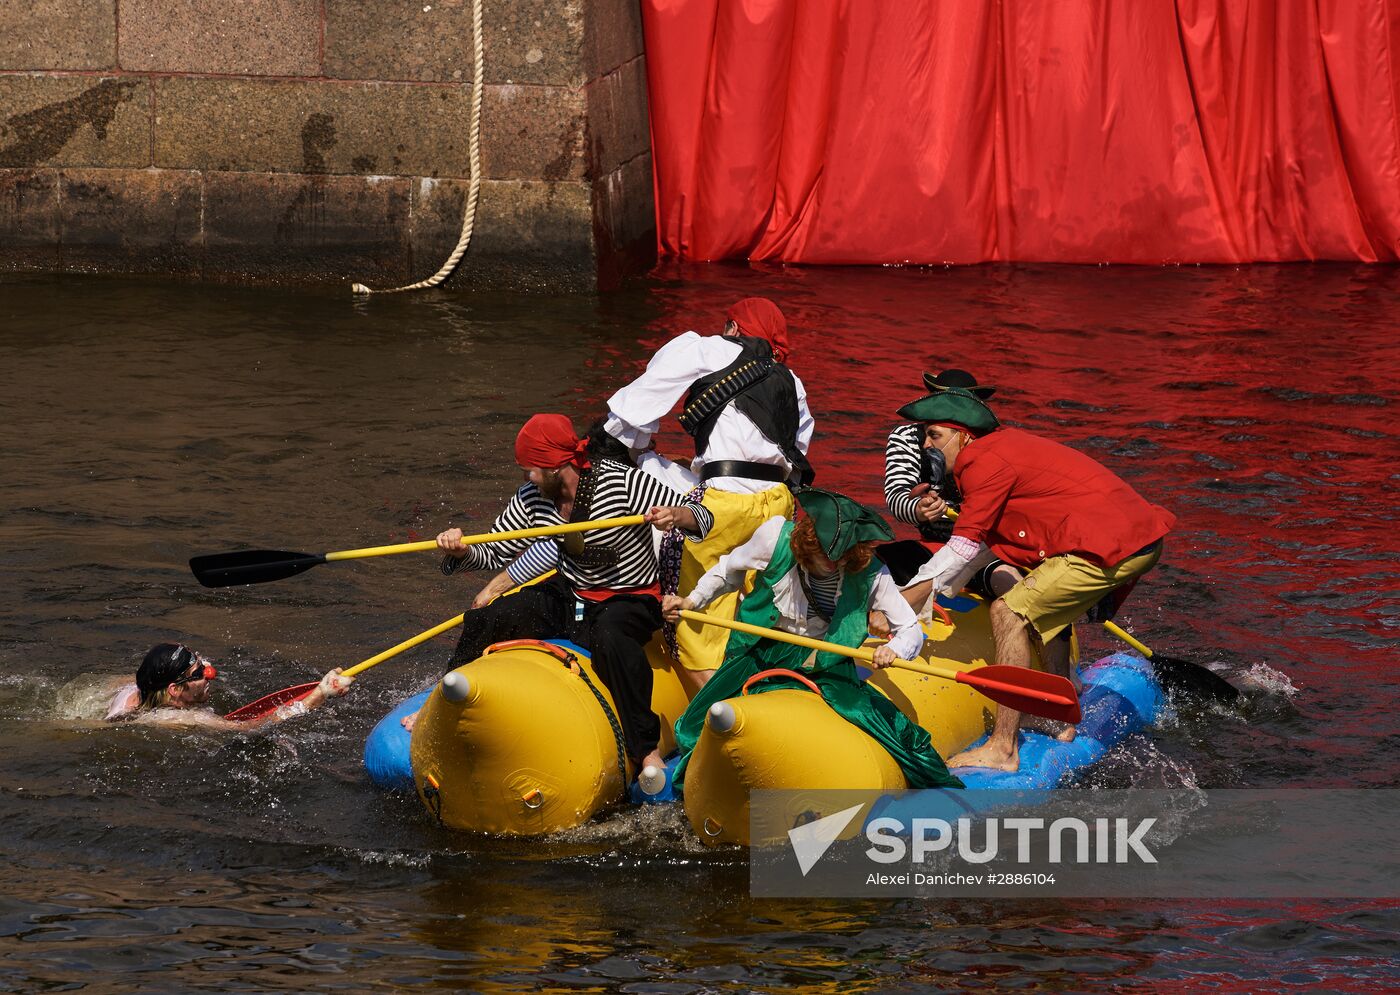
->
xmin=642 ymin=0 xmax=1400 ymax=263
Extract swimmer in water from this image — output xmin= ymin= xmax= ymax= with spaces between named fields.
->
xmin=104 ymin=643 xmax=352 ymax=729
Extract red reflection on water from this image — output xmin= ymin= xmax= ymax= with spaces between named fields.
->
xmin=592 ymin=265 xmax=1398 ymax=722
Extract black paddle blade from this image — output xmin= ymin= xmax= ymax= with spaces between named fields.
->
xmin=1151 ymin=652 xmax=1241 ymax=704
xmin=189 ymin=549 xmax=327 ymax=588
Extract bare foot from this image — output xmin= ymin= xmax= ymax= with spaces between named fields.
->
xmin=947 ymin=741 xmax=1020 ymax=772
xmin=400 ymin=710 xmax=419 ymax=732
xmin=1024 ymin=715 xmax=1078 ymax=743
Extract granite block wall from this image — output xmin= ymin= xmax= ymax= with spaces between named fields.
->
xmin=0 ymin=0 xmax=655 ymax=290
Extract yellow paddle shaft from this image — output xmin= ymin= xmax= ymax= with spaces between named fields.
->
xmin=677 ymin=609 xmax=965 ymax=683
xmin=1101 ymin=619 xmax=1153 ymax=657
xmin=948 ymin=506 xmax=1158 ymax=657
xmin=341 ymin=613 xmax=467 ymax=679
xmin=322 ymin=515 xmax=647 ymax=562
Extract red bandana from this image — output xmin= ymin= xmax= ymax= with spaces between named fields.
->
xmin=930 ymin=420 xmax=980 ymax=438
xmin=514 ymin=414 xmax=588 ymax=469
xmin=726 ymin=297 xmax=790 ymax=363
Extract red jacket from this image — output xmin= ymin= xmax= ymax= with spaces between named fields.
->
xmin=951 ymin=428 xmax=1175 ymax=570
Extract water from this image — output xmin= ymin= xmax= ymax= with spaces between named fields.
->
xmin=1 ymin=265 xmax=1397 ymax=991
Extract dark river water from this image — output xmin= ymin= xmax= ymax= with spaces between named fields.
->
xmin=1 ymin=265 xmax=1396 ymax=991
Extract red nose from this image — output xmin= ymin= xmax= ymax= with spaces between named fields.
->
xmin=202 ymin=665 xmax=218 ymax=681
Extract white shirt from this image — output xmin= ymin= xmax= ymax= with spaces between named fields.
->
xmin=605 ymin=331 xmax=815 ymax=494
xmin=688 ymin=516 xmax=926 ymax=661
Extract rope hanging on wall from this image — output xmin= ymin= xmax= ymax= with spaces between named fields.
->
xmin=351 ymin=0 xmax=484 ymax=295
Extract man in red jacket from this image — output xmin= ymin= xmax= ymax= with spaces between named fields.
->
xmin=897 ymin=388 xmax=1175 ymax=773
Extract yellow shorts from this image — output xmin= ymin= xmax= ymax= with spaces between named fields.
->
xmin=999 ymin=543 xmax=1162 ymax=643
xmin=675 ymin=485 xmax=795 ymax=671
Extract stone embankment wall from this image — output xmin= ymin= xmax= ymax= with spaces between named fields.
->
xmin=0 ymin=1 xmax=654 ymax=290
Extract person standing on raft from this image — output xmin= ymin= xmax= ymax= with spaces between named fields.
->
xmin=897 ymin=388 xmax=1175 ymax=773
xmin=662 ymin=489 xmax=963 ymax=790
xmin=419 ymin=414 xmax=714 ymax=774
xmin=604 ymin=297 xmax=815 ymax=694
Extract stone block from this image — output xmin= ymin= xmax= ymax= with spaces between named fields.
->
xmin=482 ymin=0 xmax=586 ymax=86
xmin=585 ymin=55 xmax=648 ymax=177
xmin=481 ymin=84 xmax=586 ymax=181
xmin=0 ymin=1 xmax=116 ymax=70
xmin=0 ymin=169 xmax=60 ymax=270
xmin=592 ymin=150 xmax=655 ymax=289
xmin=118 ymin=0 xmax=320 ymax=76
xmin=584 ymin=0 xmax=644 ymax=78
xmin=325 ymin=0 xmax=586 ymax=86
xmin=203 ymin=170 xmax=411 ymax=284
xmin=58 ymin=168 xmax=202 ymax=275
xmin=0 ymin=77 xmax=149 ymax=169
xmin=154 ymin=78 xmax=474 ymax=178
xmin=411 ymin=177 xmax=595 ymax=291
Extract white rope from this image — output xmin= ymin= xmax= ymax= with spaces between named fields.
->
xmin=351 ymin=0 xmax=485 ymax=295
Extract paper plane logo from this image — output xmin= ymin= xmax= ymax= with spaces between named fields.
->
xmin=787 ymin=803 xmax=865 ymax=876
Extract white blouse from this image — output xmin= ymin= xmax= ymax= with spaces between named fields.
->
xmin=605 ymin=332 xmax=815 ymax=494
xmin=688 ymin=516 xmax=926 ymax=661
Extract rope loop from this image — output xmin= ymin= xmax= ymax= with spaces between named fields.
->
xmin=352 ymin=0 xmax=484 ymax=295
xmin=741 ymin=668 xmax=824 ymax=697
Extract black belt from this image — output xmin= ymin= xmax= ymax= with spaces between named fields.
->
xmin=700 ymin=460 xmax=788 ymax=483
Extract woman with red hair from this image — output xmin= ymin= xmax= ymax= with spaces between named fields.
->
xmin=662 ymin=489 xmax=961 ymax=790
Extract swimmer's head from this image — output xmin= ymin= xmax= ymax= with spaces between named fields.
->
xmin=137 ymin=644 xmax=217 ymax=708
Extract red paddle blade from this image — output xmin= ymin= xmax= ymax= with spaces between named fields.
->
xmin=956 ymin=665 xmax=1082 ymax=724
xmin=223 ymin=682 xmax=318 ymax=722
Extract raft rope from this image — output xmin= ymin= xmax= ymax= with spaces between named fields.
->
xmin=568 ymin=658 xmax=631 ymax=802
xmin=350 ymin=0 xmax=484 ymax=296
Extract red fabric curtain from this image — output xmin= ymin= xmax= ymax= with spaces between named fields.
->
xmin=642 ymin=0 xmax=1400 ymax=263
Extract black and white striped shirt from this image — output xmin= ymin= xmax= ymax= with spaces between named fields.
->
xmin=442 ymin=458 xmax=713 ymax=591
xmin=884 ymin=423 xmax=958 ymax=535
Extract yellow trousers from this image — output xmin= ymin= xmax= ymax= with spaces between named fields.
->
xmin=675 ymin=485 xmax=795 ymax=671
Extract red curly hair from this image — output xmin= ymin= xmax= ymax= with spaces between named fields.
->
xmin=789 ymin=516 xmax=876 ymax=575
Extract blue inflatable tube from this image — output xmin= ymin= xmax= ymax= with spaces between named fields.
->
xmin=365 ymin=652 xmax=1163 ymax=805
xmin=866 ymin=651 xmax=1163 ymax=827
xmin=364 ymin=689 xmax=430 ymax=791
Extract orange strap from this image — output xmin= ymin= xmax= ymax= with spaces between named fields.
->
xmin=483 ymin=639 xmax=579 ymax=673
xmin=741 ymin=668 xmax=823 ymax=697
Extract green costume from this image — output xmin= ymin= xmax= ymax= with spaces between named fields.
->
xmin=673 ymin=490 xmax=963 ymax=790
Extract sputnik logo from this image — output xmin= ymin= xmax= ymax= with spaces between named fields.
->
xmin=787 ymin=803 xmax=866 ymax=876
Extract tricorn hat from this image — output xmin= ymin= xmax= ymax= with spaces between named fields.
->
xmin=896 ymin=387 xmax=1001 ymax=436
xmin=795 ymin=488 xmax=894 ymax=560
xmin=922 ymin=368 xmax=996 ymax=399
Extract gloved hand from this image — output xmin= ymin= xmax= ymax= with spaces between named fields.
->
xmin=318 ymin=667 xmax=354 ymax=698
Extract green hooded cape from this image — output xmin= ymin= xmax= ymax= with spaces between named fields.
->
xmin=673 ymin=519 xmax=962 ymax=790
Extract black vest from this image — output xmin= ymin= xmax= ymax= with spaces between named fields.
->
xmin=678 ymin=336 xmax=814 ymax=488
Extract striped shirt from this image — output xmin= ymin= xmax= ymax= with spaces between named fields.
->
xmin=884 ymin=423 xmax=958 ymax=530
xmin=505 ymin=541 xmax=560 ymax=586
xmin=803 ymin=570 xmax=841 ymax=620
xmin=442 ymin=458 xmax=713 ymax=591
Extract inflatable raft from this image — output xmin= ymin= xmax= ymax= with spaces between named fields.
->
xmin=365 ymin=597 xmax=1164 ymax=841
xmin=365 ymin=635 xmax=689 ymax=834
